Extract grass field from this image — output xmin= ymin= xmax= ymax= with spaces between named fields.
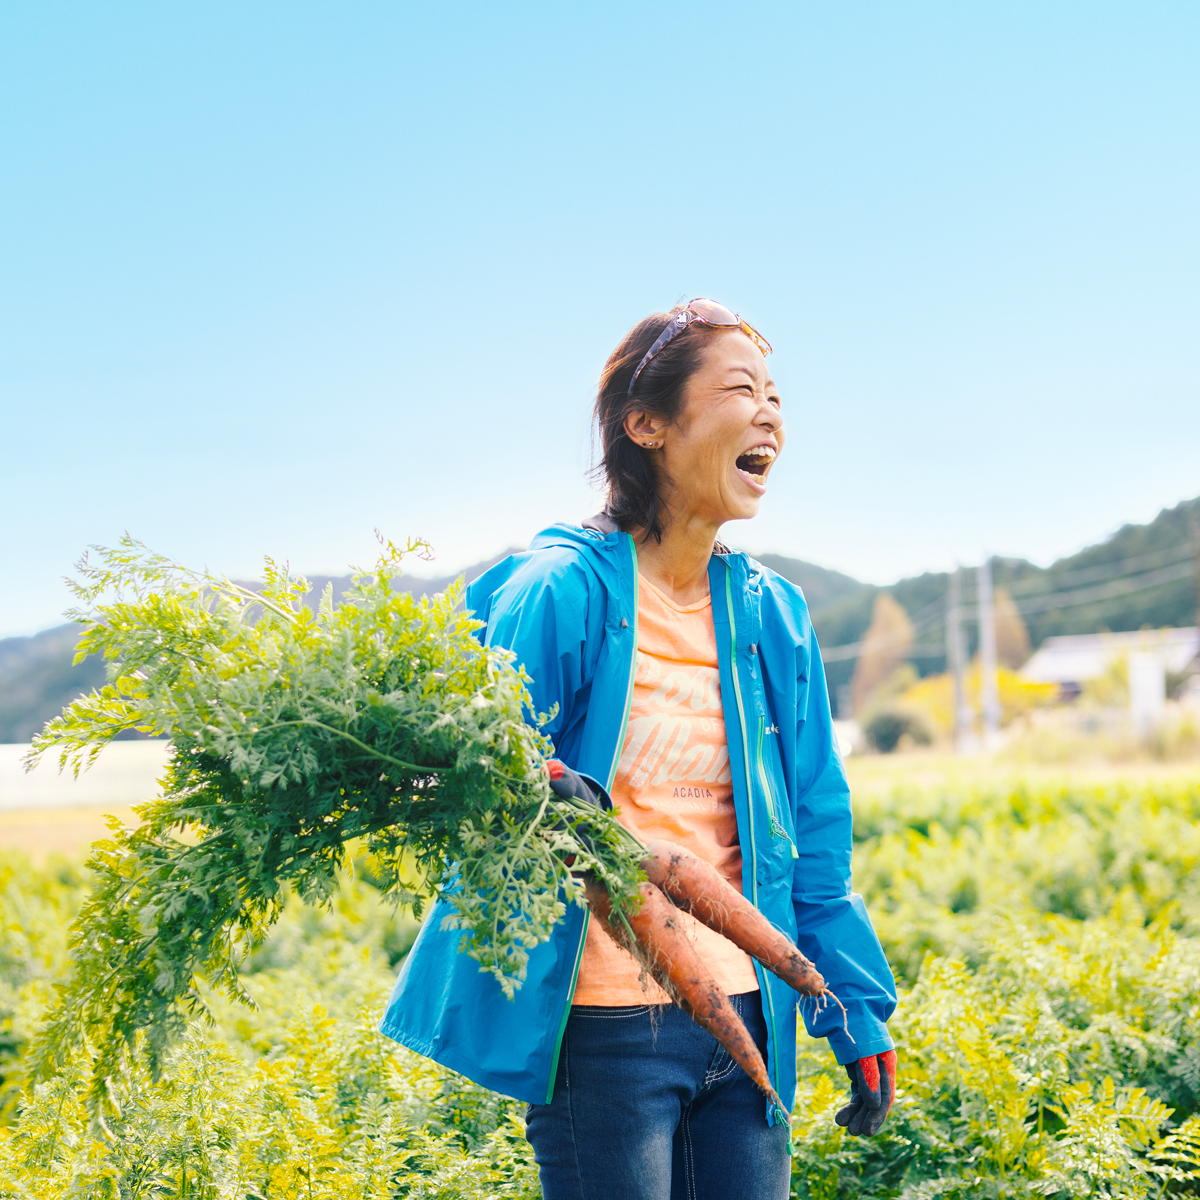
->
xmin=0 ymin=805 xmax=137 ymax=860
xmin=2 ymin=752 xmax=1199 ymax=1197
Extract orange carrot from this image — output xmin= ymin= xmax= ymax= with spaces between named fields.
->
xmin=581 ymin=875 xmax=784 ymax=1109
xmin=640 ymin=838 xmax=851 ymax=1036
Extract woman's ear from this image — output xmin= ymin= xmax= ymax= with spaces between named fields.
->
xmin=623 ymin=409 xmax=668 ymax=449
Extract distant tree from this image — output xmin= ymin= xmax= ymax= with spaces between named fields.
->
xmin=899 ymin=666 xmax=1057 ymax=735
xmin=850 ymin=593 xmax=914 ymax=716
xmin=993 ymin=587 xmax=1031 ymax=668
xmin=862 ymin=705 xmax=933 ymax=754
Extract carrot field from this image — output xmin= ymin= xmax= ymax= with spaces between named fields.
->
xmin=2 ymin=757 xmax=1199 ymax=1198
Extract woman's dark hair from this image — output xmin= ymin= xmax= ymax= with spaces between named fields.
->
xmin=593 ymin=306 xmax=716 ymax=542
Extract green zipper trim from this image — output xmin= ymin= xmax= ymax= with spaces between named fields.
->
xmin=724 ymin=571 xmax=759 ymax=908
xmin=757 ymin=714 xmax=799 ymax=858
xmin=547 ymin=533 xmax=640 ymax=1104
xmin=724 ymin=568 xmax=787 ymax=1125
xmin=544 ymin=907 xmax=590 ymax=1103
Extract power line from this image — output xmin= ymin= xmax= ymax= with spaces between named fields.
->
xmin=819 ymin=556 xmax=1195 ymax=663
xmin=820 ymin=643 xmax=862 ymax=662
xmin=988 ymin=544 xmax=1193 ymax=598
xmin=851 ymin=543 xmax=1190 ymax=632
xmin=993 ymin=559 xmax=1192 ymax=618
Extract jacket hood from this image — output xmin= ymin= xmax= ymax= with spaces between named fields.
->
xmin=530 ymin=513 xmax=741 ymax=576
xmin=524 ymin=516 xmax=630 ymax=594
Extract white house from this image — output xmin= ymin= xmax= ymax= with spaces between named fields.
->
xmin=1021 ymin=628 xmax=1199 ymax=686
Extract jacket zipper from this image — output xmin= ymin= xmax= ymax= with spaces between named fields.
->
xmin=757 ymin=714 xmax=798 ymax=858
xmin=545 ymin=533 xmax=640 ymax=1103
xmin=723 ymin=570 xmax=787 ymax=1119
xmin=724 ymin=571 xmax=760 ymax=908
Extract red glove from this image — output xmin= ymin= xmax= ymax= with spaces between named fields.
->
xmin=835 ymin=1050 xmax=896 ymax=1136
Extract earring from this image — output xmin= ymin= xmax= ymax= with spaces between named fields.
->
xmin=644 ymin=441 xmax=660 ymax=449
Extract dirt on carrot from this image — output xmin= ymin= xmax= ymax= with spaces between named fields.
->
xmin=641 ymin=838 xmax=853 ymax=1039
xmin=581 ymin=875 xmax=783 ymax=1109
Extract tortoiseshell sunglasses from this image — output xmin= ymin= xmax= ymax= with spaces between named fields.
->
xmin=628 ymin=298 xmax=772 ymax=395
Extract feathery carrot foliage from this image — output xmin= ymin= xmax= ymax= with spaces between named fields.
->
xmin=0 ymin=865 xmax=539 ymax=1198
xmin=23 ymin=537 xmax=644 ymax=1106
xmin=790 ymin=775 xmax=1200 ymax=1198
xmin=4 ymin=774 xmax=1200 ymax=1195
xmin=7 ymin=556 xmax=1200 ymax=1198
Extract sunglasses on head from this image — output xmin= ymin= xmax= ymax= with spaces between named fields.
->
xmin=628 ymin=298 xmax=772 ymax=395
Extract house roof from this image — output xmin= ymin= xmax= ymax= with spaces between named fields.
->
xmin=1021 ymin=627 xmax=1200 ymax=684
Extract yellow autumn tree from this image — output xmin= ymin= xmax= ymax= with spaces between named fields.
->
xmin=850 ymin=593 xmax=914 ymax=716
xmin=994 ymin=587 xmax=1031 ymax=669
xmin=899 ymin=666 xmax=1057 ymax=735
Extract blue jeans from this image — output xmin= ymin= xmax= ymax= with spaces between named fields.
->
xmin=525 ymin=991 xmax=790 ymax=1200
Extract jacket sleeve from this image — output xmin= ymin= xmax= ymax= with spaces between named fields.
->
xmin=791 ymin=629 xmax=897 ymax=1065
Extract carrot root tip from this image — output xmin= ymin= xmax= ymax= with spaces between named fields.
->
xmin=821 ymin=988 xmax=854 ymax=1043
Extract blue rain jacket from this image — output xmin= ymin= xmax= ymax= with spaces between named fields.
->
xmin=379 ymin=520 xmax=896 ymax=1119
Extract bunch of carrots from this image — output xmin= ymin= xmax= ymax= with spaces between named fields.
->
xmin=589 ymin=836 xmax=843 ymax=1113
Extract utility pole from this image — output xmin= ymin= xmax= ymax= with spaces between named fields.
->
xmin=946 ymin=566 xmax=975 ymax=753
xmin=1190 ymin=509 xmax=1200 ymax=629
xmin=978 ymin=556 xmax=1002 ymax=749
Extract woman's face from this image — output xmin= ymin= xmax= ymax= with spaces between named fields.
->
xmin=633 ymin=328 xmax=784 ymax=529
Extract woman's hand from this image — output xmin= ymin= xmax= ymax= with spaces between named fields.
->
xmin=835 ymin=1050 xmax=897 ymax=1136
xmin=547 ymin=760 xmax=611 ymax=809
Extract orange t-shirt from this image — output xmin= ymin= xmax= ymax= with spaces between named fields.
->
xmin=571 ymin=573 xmax=759 ymax=1006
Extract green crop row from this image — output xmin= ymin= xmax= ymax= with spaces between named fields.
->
xmin=792 ymin=775 xmax=1200 ymax=1198
xmin=0 ymin=861 xmax=538 ymax=1198
xmin=2 ymin=772 xmax=1200 ymax=1197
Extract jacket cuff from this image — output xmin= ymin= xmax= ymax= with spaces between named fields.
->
xmin=828 ymin=1031 xmax=894 ymax=1066
xmin=574 ymin=770 xmax=613 ymax=811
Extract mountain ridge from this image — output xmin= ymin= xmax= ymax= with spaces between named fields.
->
xmin=3 ymin=498 xmax=1196 ymax=739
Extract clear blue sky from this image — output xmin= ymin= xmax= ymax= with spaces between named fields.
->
xmin=2 ymin=2 xmax=1198 ymax=637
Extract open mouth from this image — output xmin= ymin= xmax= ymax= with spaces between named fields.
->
xmin=735 ymin=444 xmax=777 ymax=482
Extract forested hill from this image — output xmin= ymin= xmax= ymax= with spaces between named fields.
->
xmin=0 ymin=626 xmax=110 ymax=746
xmin=2 ymin=499 xmax=1197 ymax=741
xmin=792 ymin=494 xmax=1200 ymax=706
xmin=752 ymin=554 xmax=864 ymax=612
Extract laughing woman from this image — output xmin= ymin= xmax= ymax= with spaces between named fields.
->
xmin=380 ymin=301 xmax=898 ymax=1200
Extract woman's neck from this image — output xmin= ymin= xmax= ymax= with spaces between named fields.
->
xmin=631 ymin=511 xmax=720 ymax=607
